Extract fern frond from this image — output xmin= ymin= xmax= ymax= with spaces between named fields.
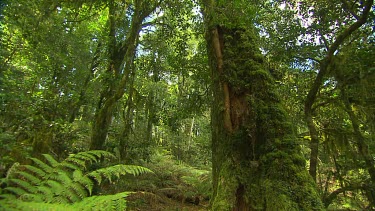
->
xmin=85 ymin=150 xmax=116 ymax=160
xmin=72 ymin=169 xmax=83 ymax=181
xmin=30 ymin=158 xmax=53 ymax=174
xmin=71 ymin=153 xmax=97 ymax=164
xmin=78 ymin=179 xmax=94 ymax=196
xmin=87 ymin=165 xmax=152 ymax=184
xmin=68 ymin=154 xmax=94 ymax=164
xmin=36 ymin=185 xmax=54 ymax=202
xmin=61 ymin=151 xmax=116 ymax=172
xmin=23 ymin=165 xmax=46 ymax=179
xmin=4 ymin=186 xmax=28 ymax=196
xmin=125 ymin=165 xmax=153 ymax=176
xmin=0 ymin=193 xmax=16 ymax=200
xmin=59 ymin=162 xmax=80 ymax=171
xmin=51 ymin=170 xmax=73 ymax=186
xmin=63 ymin=157 xmax=87 ymax=170
xmin=67 ymin=181 xmax=88 ymax=200
xmin=73 ymin=191 xmax=131 ymax=211
xmin=87 ymin=171 xmax=102 ymax=185
xmin=1 ymin=151 xmax=148 ymax=211
xmin=19 ymin=193 xmax=43 ymax=202
xmin=5 ymin=162 xmax=20 ymax=178
xmin=73 ymin=170 xmax=93 ymax=195
xmin=61 ymin=187 xmax=81 ymax=203
xmin=42 ymin=154 xmax=59 ymax=167
xmin=52 ymin=195 xmax=70 ymax=204
xmin=45 ymin=180 xmax=64 ymax=195
xmin=0 ymin=200 xmax=75 ymax=211
xmin=9 ymin=178 xmax=36 ymax=193
xmin=16 ymin=171 xmax=42 ymax=185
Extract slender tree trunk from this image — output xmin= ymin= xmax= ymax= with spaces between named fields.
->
xmin=119 ymin=67 xmax=136 ymax=160
xmin=304 ymin=61 xmax=330 ymax=182
xmin=145 ymin=67 xmax=159 ymax=144
xmin=202 ymin=2 xmax=323 ymax=210
xmin=145 ymin=91 xmax=154 ymax=143
xmin=90 ymin=0 xmax=158 ymax=150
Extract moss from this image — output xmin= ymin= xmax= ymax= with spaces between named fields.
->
xmin=259 ymin=150 xmax=324 ymax=210
xmin=208 ymin=22 xmax=324 ymax=210
xmin=210 ymin=159 xmax=239 ymax=210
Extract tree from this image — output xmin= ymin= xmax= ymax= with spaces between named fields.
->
xmin=89 ymin=0 xmax=161 ymax=150
xmin=202 ymin=1 xmax=323 ymax=209
xmin=302 ymin=0 xmax=374 ymax=182
xmin=258 ymin=0 xmax=374 ymax=207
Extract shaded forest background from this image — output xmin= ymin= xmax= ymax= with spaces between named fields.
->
xmin=0 ymin=0 xmax=374 ymax=210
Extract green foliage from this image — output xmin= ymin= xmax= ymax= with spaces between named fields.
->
xmin=0 ymin=150 xmax=152 ymax=210
xmin=113 ymin=149 xmax=211 ymax=207
xmin=0 ymin=192 xmax=130 ymax=211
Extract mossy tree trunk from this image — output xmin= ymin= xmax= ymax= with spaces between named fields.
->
xmin=202 ymin=1 xmax=323 ymax=210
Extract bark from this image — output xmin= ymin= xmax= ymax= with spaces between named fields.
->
xmin=304 ymin=0 xmax=373 ymax=182
xmin=202 ymin=1 xmax=323 ymax=210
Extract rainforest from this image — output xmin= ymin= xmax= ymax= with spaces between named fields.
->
xmin=0 ymin=0 xmax=374 ymax=210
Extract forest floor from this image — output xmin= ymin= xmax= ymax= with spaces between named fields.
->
xmin=126 ymin=192 xmax=209 ymax=211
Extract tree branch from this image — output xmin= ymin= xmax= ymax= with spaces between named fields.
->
xmin=323 ymin=184 xmax=366 ymax=207
xmin=340 ymin=0 xmax=360 ymax=20
xmin=305 ymin=0 xmax=373 ymax=114
xmin=327 ymin=0 xmax=373 ymax=58
xmin=304 ymin=0 xmax=373 ymax=181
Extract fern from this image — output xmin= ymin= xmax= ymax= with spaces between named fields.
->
xmin=73 ymin=192 xmax=130 ymax=211
xmin=23 ymin=165 xmax=46 ymax=178
xmin=0 ymin=150 xmax=152 ymax=210
xmin=0 ymin=192 xmax=130 ymax=211
xmin=16 ymin=171 xmax=42 ymax=185
xmin=9 ymin=178 xmax=37 ymax=193
xmin=5 ymin=162 xmax=20 ymax=178
xmin=29 ymin=157 xmax=54 ymax=174
xmin=87 ymin=165 xmax=153 ymax=184
xmin=73 ymin=170 xmax=94 ymax=195
xmin=42 ymin=154 xmax=59 ymax=167
xmin=36 ymin=185 xmax=54 ymax=201
xmin=3 ymin=186 xmax=28 ymax=196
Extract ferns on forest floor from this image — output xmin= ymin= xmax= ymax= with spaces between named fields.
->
xmin=0 ymin=150 xmax=152 ymax=211
xmin=121 ymin=150 xmax=212 ymax=205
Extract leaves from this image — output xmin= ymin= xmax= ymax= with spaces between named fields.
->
xmin=0 ymin=150 xmax=151 ymax=210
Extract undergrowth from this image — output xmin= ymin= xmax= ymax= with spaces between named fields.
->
xmin=112 ymin=149 xmax=212 ymax=209
xmin=0 ymin=150 xmax=152 ymax=210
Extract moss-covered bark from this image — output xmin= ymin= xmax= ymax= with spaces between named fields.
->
xmin=203 ymin=2 xmax=324 ymax=210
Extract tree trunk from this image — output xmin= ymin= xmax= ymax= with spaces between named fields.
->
xmin=119 ymin=71 xmax=135 ymax=161
xmin=203 ymin=2 xmax=323 ymax=210
xmin=90 ymin=0 xmax=158 ymax=150
xmin=145 ymin=64 xmax=159 ymax=144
